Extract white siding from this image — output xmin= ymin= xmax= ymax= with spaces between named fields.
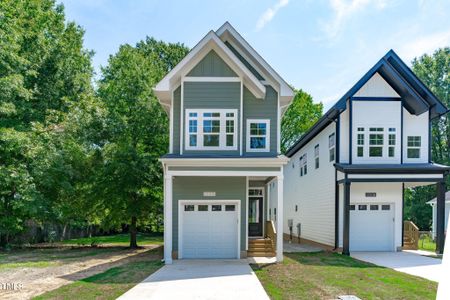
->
xmin=284 ymin=122 xmax=336 ymax=246
xmin=339 ymin=105 xmax=350 ymax=163
xmin=354 ymin=73 xmax=400 ymax=98
xmin=352 ymin=101 xmax=401 ymax=164
xmin=338 ymin=182 xmax=403 ymax=250
xmin=267 ymin=179 xmax=278 ymax=226
xmin=430 ymin=202 xmax=450 ymax=239
xmin=403 ymin=108 xmax=429 ymax=163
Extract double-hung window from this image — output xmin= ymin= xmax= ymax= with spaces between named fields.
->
xmin=314 ymin=144 xmax=320 ymax=169
xmin=407 ymin=136 xmax=421 ymax=158
xmin=247 ymin=119 xmax=270 ymax=152
xmin=329 ymin=133 xmax=335 ymax=162
xmin=388 ymin=128 xmax=396 ymax=157
xmin=299 ymin=154 xmax=307 ymax=176
xmin=369 ymin=127 xmax=384 ymax=157
xmin=185 ymin=109 xmax=237 ymax=150
xmin=357 ymin=127 xmax=364 ymax=157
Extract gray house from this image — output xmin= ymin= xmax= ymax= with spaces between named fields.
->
xmin=154 ymin=22 xmax=294 ymax=263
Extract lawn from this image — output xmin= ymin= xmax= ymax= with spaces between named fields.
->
xmin=419 ymin=235 xmax=436 ymax=252
xmin=33 ymin=250 xmax=163 ymax=300
xmin=62 ymin=233 xmax=163 ymax=246
xmin=253 ymin=252 xmax=437 ymax=300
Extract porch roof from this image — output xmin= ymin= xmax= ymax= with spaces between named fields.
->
xmin=335 ymin=163 xmax=450 ymax=174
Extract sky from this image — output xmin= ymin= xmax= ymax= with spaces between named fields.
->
xmin=60 ymin=0 xmax=450 ymax=110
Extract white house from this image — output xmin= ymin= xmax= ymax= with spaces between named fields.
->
xmin=282 ymin=50 xmax=449 ymax=255
xmin=428 ymin=191 xmax=450 ymax=240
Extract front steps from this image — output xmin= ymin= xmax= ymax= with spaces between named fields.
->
xmin=248 ymin=238 xmax=275 ymax=257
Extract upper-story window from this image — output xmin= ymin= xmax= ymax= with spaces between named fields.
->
xmin=357 ymin=127 xmax=364 ymax=157
xmin=329 ymin=133 xmax=335 ymax=162
xmin=407 ymin=136 xmax=421 ymax=158
xmin=314 ymin=144 xmax=320 ymax=169
xmin=369 ymin=127 xmax=384 ymax=157
xmin=299 ymin=153 xmax=307 ymax=176
xmin=185 ymin=109 xmax=237 ymax=150
xmin=388 ymin=128 xmax=396 ymax=158
xmin=247 ymin=119 xmax=270 ymax=152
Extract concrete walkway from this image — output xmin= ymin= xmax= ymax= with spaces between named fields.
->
xmin=351 ymin=251 xmax=442 ymax=282
xmin=117 ymin=259 xmax=269 ymax=300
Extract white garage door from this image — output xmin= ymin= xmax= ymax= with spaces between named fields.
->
xmin=180 ymin=202 xmax=239 ymax=259
xmin=350 ymin=203 xmax=395 ymax=251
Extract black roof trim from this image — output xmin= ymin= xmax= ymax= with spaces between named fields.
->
xmin=286 ymin=50 xmax=449 ymax=158
xmin=335 ymin=163 xmax=450 ymax=174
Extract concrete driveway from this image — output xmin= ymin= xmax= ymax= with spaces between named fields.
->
xmin=117 ymin=259 xmax=269 ymax=300
xmin=351 ymin=251 xmax=442 ymax=282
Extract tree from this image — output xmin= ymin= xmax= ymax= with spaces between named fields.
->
xmin=281 ymin=89 xmax=323 ymax=153
xmin=0 ymin=0 xmax=95 ymax=246
xmin=404 ymin=48 xmax=450 ymax=230
xmin=95 ymin=39 xmax=188 ymax=248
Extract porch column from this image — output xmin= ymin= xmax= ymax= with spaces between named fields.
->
xmin=436 ymin=180 xmax=446 ymax=254
xmin=276 ymin=175 xmax=284 ymax=262
xmin=342 ymin=180 xmax=351 ymax=256
xmin=164 ymin=174 xmax=173 ymax=264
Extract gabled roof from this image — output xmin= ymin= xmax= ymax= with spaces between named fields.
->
xmin=153 ymin=22 xmax=294 ymax=114
xmin=286 ymin=50 xmax=449 ymax=157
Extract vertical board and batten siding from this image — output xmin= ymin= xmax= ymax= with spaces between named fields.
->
xmin=172 ymin=176 xmax=246 ymax=251
xmin=224 ymin=41 xmax=265 ymax=80
xmin=352 ymin=101 xmax=402 ymax=164
xmin=284 ymin=122 xmax=337 ymax=247
xmin=243 ymin=86 xmax=278 ymax=156
xmin=403 ymin=108 xmax=429 ymax=163
xmin=354 ymin=73 xmax=400 ymax=98
xmin=187 ymin=50 xmax=238 ymax=77
xmin=339 ymin=105 xmax=350 ymax=163
xmin=338 ymin=182 xmax=403 ymax=249
xmin=182 ymin=81 xmax=241 ymax=156
xmin=172 ymin=86 xmax=181 ymax=154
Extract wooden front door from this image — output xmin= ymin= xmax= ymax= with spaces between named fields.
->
xmin=248 ymin=196 xmax=263 ymax=236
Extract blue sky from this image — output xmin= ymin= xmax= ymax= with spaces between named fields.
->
xmin=61 ymin=0 xmax=450 ymax=110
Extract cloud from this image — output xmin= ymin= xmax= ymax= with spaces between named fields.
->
xmin=256 ymin=0 xmax=290 ymax=31
xmin=320 ymin=0 xmax=388 ymax=40
xmin=398 ymin=30 xmax=450 ymax=61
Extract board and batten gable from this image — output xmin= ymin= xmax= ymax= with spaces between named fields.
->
xmin=187 ymin=50 xmax=238 ymax=77
xmin=284 ymin=122 xmax=337 ymax=247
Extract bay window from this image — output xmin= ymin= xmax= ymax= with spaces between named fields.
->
xmin=247 ymin=119 xmax=270 ymax=152
xmin=185 ymin=109 xmax=237 ymax=150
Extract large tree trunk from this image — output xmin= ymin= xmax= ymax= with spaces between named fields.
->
xmin=130 ymin=216 xmax=138 ymax=248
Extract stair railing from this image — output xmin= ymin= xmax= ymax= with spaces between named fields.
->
xmin=403 ymin=220 xmax=419 ymax=250
xmin=265 ymin=220 xmax=277 ymax=252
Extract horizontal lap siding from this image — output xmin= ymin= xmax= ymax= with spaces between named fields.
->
xmin=172 ymin=176 xmax=246 ymax=251
xmin=172 ymin=86 xmax=181 ymax=154
xmin=243 ymin=86 xmax=278 ymax=156
xmin=284 ymin=123 xmax=336 ymax=246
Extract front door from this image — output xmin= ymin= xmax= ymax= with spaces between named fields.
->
xmin=248 ymin=188 xmax=263 ymax=236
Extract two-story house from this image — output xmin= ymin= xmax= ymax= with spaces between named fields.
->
xmin=283 ymin=50 xmax=449 ymax=255
xmin=154 ymin=22 xmax=294 ymax=263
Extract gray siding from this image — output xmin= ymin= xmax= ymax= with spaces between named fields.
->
xmin=243 ymin=85 xmax=278 ymax=156
xmin=187 ymin=50 xmax=237 ymax=77
xmin=172 ymin=176 xmax=247 ymax=251
xmin=172 ymin=86 xmax=181 ymax=154
xmin=183 ymin=81 xmax=241 ymax=156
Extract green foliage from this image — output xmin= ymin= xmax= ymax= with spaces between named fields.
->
xmin=281 ymin=89 xmax=323 ymax=153
xmin=405 ymin=48 xmax=450 ymax=230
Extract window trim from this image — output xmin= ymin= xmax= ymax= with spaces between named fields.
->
xmin=246 ymin=119 xmax=270 ymax=152
xmin=329 ymin=133 xmax=335 ymax=162
xmin=299 ymin=153 xmax=307 ymax=176
xmin=314 ymin=144 xmax=320 ymax=169
xmin=407 ymin=136 xmax=421 ymax=159
xmin=185 ymin=109 xmax=238 ymax=151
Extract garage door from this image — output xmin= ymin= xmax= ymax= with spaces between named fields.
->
xmin=350 ymin=203 xmax=394 ymax=251
xmin=180 ymin=202 xmax=239 ymax=259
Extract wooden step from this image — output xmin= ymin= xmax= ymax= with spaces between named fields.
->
xmin=248 ymin=238 xmax=275 ymax=257
xmin=247 ymin=251 xmax=276 ymax=257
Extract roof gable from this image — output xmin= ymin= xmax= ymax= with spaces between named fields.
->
xmin=354 ymin=72 xmax=400 ymax=98
xmin=187 ymin=50 xmax=237 ymax=77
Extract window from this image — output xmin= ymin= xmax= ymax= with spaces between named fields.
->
xmin=358 ymin=205 xmax=367 ymax=211
xmin=357 ymin=129 xmax=364 ymax=157
xmin=249 ymin=189 xmax=263 ymax=196
xmin=299 ymin=154 xmax=307 ymax=176
xmin=185 ymin=109 xmax=237 ymax=150
xmin=225 ymin=205 xmax=235 ymax=211
xmin=329 ymin=133 xmax=335 ymax=162
xmin=295 ymin=205 xmax=298 ymax=212
xmin=381 ymin=204 xmax=390 ymax=211
xmin=198 ymin=205 xmax=208 ymax=211
xmin=388 ymin=128 xmax=396 ymax=158
xmin=184 ymin=205 xmax=194 ymax=211
xmin=212 ymin=205 xmax=222 ymax=211
xmin=314 ymin=144 xmax=320 ymax=169
xmin=407 ymin=136 xmax=421 ymax=158
xmin=247 ymin=119 xmax=270 ymax=152
xmin=369 ymin=128 xmax=384 ymax=157
xmin=370 ymin=205 xmax=379 ymax=210
xmin=350 ymin=205 xmax=356 ymax=211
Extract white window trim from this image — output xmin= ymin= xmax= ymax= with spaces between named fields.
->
xmin=406 ymin=136 xmax=422 ymax=159
xmin=185 ymin=109 xmax=238 ymax=151
xmin=246 ymin=119 xmax=270 ymax=152
xmin=354 ymin=126 xmax=399 ymax=160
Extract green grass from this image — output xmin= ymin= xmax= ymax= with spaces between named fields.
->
xmin=253 ymin=252 xmax=437 ymax=300
xmin=419 ymin=235 xmax=436 ymax=252
xmin=62 ymin=233 xmax=163 ymax=246
xmin=34 ymin=252 xmax=163 ymax=300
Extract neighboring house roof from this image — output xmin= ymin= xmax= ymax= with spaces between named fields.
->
xmin=427 ymin=192 xmax=450 ymax=204
xmin=286 ymin=49 xmax=449 ymax=157
xmin=335 ymin=163 xmax=450 ymax=174
xmin=153 ymin=22 xmax=294 ymax=114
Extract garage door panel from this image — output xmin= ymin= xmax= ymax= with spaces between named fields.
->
xmin=181 ymin=202 xmax=239 ymax=259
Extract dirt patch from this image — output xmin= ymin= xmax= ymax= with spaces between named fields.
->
xmin=0 ymin=246 xmax=162 ymax=300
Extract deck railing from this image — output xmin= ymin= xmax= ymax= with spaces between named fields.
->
xmin=403 ymin=220 xmax=419 ymax=250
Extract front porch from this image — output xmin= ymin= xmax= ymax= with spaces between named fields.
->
xmin=160 ymin=157 xmax=288 ymax=264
